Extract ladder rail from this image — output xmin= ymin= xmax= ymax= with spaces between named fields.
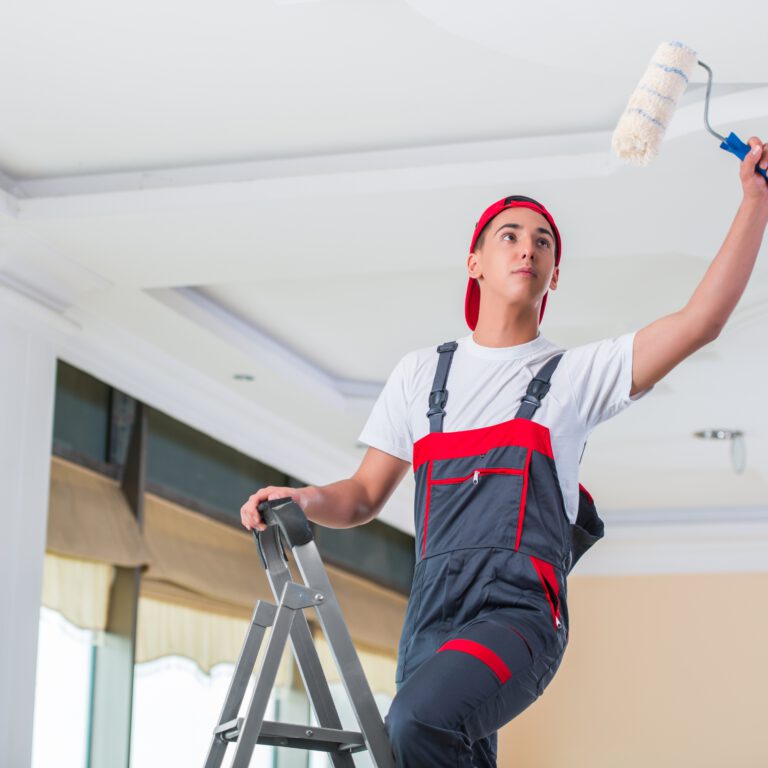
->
xmin=231 ymin=582 xmax=310 ymax=768
xmin=260 ymin=525 xmax=356 ymax=768
xmin=204 ymin=601 xmax=276 ymax=768
xmin=292 ymin=541 xmax=395 ymax=768
xmin=205 ymin=499 xmax=395 ymax=768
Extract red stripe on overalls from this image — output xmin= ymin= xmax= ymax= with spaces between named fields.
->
xmin=530 ymin=555 xmax=561 ymax=628
xmin=412 ymin=418 xmax=553 ymax=472
xmin=515 ymin=449 xmax=532 ymax=550
xmin=437 ymin=639 xmax=511 ymax=684
xmin=421 ymin=461 xmax=433 ymax=559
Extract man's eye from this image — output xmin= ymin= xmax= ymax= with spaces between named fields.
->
xmin=538 ymin=239 xmax=551 ymax=248
xmin=503 ymin=233 xmax=516 ymax=241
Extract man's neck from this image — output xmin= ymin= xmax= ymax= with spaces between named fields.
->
xmin=472 ymin=307 xmax=540 ymax=348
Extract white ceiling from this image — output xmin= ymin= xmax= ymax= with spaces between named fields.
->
xmin=2 ymin=0 xmax=768 ymax=535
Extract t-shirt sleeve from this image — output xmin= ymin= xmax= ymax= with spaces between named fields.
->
xmin=562 ymin=331 xmax=651 ymax=432
xmin=358 ymin=354 xmax=414 ymax=463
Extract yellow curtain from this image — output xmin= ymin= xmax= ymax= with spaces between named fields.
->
xmin=135 ymin=596 xmax=292 ymax=684
xmin=142 ymin=493 xmax=273 ymax=614
xmin=41 ymin=552 xmax=114 ymax=631
xmin=47 ymin=456 xmax=149 ymax=567
xmin=142 ymin=492 xmax=406 ymax=657
xmin=45 ymin=458 xmax=405 ymax=672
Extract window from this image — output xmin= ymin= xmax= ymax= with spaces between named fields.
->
xmin=32 ymin=608 xmax=94 ymax=768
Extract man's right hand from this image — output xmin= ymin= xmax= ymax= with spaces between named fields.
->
xmin=240 ymin=485 xmax=315 ymax=532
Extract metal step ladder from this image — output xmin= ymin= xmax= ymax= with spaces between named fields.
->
xmin=204 ymin=498 xmax=395 ymax=768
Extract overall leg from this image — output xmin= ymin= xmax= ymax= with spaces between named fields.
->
xmin=386 ymin=614 xmax=563 ymax=768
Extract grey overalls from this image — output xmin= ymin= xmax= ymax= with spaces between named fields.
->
xmin=385 ymin=342 xmax=604 ymax=767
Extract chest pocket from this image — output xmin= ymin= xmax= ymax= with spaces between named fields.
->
xmin=424 ymin=444 xmax=532 ymax=555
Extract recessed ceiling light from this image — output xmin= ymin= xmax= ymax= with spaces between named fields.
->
xmin=693 ymin=429 xmax=743 ymax=440
xmin=693 ymin=429 xmax=746 ymax=474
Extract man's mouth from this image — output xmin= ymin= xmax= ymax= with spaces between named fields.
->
xmin=513 ymin=268 xmax=536 ymax=277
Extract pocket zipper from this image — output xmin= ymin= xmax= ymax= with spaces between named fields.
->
xmin=432 ymin=467 xmax=524 ymax=486
xmin=531 ymin=555 xmax=564 ymax=632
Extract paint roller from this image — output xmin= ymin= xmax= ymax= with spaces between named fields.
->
xmin=612 ymin=41 xmax=767 ymax=179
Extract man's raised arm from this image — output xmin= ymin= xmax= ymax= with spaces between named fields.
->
xmin=631 ymin=136 xmax=768 ymax=397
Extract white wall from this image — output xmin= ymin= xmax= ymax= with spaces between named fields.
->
xmin=0 ymin=310 xmax=56 ymax=767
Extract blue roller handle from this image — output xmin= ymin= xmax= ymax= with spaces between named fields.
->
xmin=720 ymin=132 xmax=768 ymax=180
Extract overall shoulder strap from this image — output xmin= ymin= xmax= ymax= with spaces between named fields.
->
xmin=515 ymin=353 xmax=564 ymax=420
xmin=427 ymin=341 xmax=458 ymax=433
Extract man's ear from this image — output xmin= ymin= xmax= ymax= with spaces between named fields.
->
xmin=549 ymin=265 xmax=559 ymax=291
xmin=467 ymin=251 xmax=482 ymax=279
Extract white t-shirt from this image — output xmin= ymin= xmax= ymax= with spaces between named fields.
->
xmin=359 ymin=332 xmax=649 ymax=524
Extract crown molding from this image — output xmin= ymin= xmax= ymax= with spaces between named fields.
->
xmin=149 ymin=287 xmax=383 ymax=405
xmin=573 ymin=506 xmax=768 ymax=576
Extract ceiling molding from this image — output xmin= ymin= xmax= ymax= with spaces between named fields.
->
xmin=1 ymin=85 xmax=761 ymax=221
xmin=0 ymin=229 xmax=113 ymax=310
xmin=601 ymin=505 xmax=768 ymax=527
xmin=149 ymin=287 xmax=384 ymax=404
xmin=0 ymin=168 xmax=21 ymax=195
xmin=13 ymin=130 xmax=616 ymax=200
xmin=0 ymin=271 xmax=72 ymax=315
xmin=0 ymin=186 xmax=19 ymax=221
xmin=573 ymin=506 xmax=768 ymax=576
xmin=0 ymin=86 xmax=768 ymax=208
xmin=0 ymin=283 xmax=82 ymax=333
xmin=12 ymin=131 xmax=622 ymax=223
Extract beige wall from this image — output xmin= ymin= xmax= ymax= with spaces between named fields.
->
xmin=499 ymin=572 xmax=768 ymax=768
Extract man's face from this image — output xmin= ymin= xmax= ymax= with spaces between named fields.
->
xmin=467 ymin=207 xmax=559 ymax=310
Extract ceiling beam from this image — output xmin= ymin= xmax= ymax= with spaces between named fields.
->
xmin=0 ymin=85 xmax=758 ymax=222
xmin=4 ymin=85 xmax=762 ymax=223
xmin=15 ymin=131 xmax=619 ymax=221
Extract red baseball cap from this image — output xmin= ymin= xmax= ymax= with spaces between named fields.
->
xmin=465 ymin=195 xmax=562 ymax=330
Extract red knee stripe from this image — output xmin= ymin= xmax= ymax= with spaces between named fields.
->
xmin=437 ymin=639 xmax=511 ymax=684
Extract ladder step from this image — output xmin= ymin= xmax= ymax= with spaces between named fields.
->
xmin=215 ymin=718 xmax=366 ymax=754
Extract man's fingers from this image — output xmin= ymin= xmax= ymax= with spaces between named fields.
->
xmin=240 ymin=487 xmax=299 ymax=531
xmin=748 ymin=137 xmax=768 ymax=168
xmin=240 ymin=488 xmax=273 ymax=531
xmin=739 ymin=138 xmax=768 ymax=189
xmin=746 ymin=137 xmax=762 ymax=166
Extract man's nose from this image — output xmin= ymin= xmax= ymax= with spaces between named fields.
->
xmin=519 ymin=239 xmax=535 ymax=259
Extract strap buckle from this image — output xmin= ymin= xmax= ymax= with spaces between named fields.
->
xmin=427 ymin=389 xmax=448 ymax=417
xmin=528 ymin=379 xmax=551 ymax=399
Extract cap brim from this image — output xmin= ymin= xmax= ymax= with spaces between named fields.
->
xmin=465 ymin=277 xmax=480 ymax=331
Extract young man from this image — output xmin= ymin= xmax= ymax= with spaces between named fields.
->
xmin=241 ymin=137 xmax=768 ymax=766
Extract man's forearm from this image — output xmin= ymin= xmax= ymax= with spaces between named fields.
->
xmin=302 ymin=478 xmax=377 ymax=529
xmin=685 ymin=197 xmax=768 ymax=340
